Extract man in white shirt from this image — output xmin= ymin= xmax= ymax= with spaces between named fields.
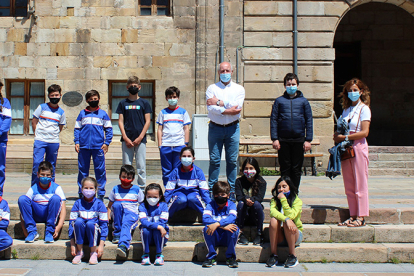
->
xmin=206 ymin=62 xmax=245 ymax=201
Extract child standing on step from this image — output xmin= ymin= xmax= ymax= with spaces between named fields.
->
xmin=156 ymin=86 xmax=191 ymax=186
xmin=164 ymin=146 xmax=210 ymax=217
xmin=69 ymin=177 xmax=108 ymax=265
xmin=139 ymin=183 xmax=169 ymax=266
xmin=202 ymin=181 xmax=239 ymax=268
xmin=266 ymin=175 xmax=303 ymax=268
xmin=0 ymin=196 xmax=12 ymax=252
xmin=235 ymin=157 xmax=267 ymax=245
xmin=18 ymin=161 xmax=66 ymax=243
xmin=107 ymin=165 xmax=144 ymax=258
xmin=74 ymin=90 xmax=113 ymax=200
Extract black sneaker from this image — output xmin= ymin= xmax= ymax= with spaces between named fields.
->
xmin=202 ymin=258 xmax=216 ymax=268
xmin=116 ymin=244 xmax=128 ymax=258
xmin=266 ymin=254 xmax=278 ymax=267
xmin=284 ymin=254 xmax=299 ymax=268
xmin=238 ymin=233 xmax=249 ymax=245
xmin=252 ymin=234 xmax=262 ymax=245
xmin=226 ymin=257 xmax=238 ymax=268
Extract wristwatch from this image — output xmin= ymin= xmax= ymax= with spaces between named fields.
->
xmin=345 ymin=135 xmax=349 ymax=141
xmin=216 ymin=100 xmax=220 ymax=106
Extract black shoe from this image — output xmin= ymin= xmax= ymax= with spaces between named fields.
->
xmin=284 ymin=254 xmax=299 ymax=268
xmin=98 ymin=195 xmax=104 ymax=201
xmin=226 ymin=257 xmax=238 ymax=268
xmin=116 ymin=245 xmax=128 ymax=258
xmin=266 ymin=254 xmax=278 ymax=267
xmin=202 ymin=258 xmax=216 ymax=268
xmin=252 ymin=234 xmax=261 ymax=245
xmin=238 ymin=233 xmax=249 ymax=245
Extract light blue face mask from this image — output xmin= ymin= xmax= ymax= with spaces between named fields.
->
xmin=39 ymin=177 xmax=51 ymax=185
xmin=181 ymin=157 xmax=193 ymax=167
xmin=168 ymin=98 xmax=178 ymax=106
xmin=348 ymin=91 xmax=361 ymax=102
xmin=286 ymin=85 xmax=297 ymax=95
xmin=283 ymin=191 xmax=291 ymax=198
xmin=220 ymin=73 xmax=231 ymax=83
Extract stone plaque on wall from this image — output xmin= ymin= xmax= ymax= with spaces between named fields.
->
xmin=62 ymin=91 xmax=83 ymax=107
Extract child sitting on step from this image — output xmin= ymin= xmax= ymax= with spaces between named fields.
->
xmin=266 ymin=175 xmax=303 ymax=268
xmin=139 ymin=183 xmax=169 ymax=266
xmin=164 ymin=146 xmax=210 ymax=217
xmin=0 ymin=196 xmax=12 ymax=253
xmin=69 ymin=177 xmax=108 ymax=265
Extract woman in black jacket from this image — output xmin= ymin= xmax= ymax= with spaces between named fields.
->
xmin=270 ymin=73 xmax=313 ymax=189
xmin=235 ymin=157 xmax=267 ymax=245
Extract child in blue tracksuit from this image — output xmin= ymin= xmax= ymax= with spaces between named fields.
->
xmin=74 ymin=90 xmax=113 ymax=200
xmin=0 ymin=81 xmax=12 ymax=197
xmin=31 ymin=84 xmax=66 ymax=186
xmin=202 ymin=181 xmax=239 ymax=268
xmin=164 ymin=146 xmax=210 ymax=217
xmin=107 ymin=165 xmax=144 ymax=258
xmin=156 ymin=86 xmax=191 ymax=185
xmin=0 ymin=196 xmax=13 ymax=252
xmin=18 ymin=161 xmax=67 ymax=243
xmin=139 ymin=183 xmax=169 ymax=266
xmin=69 ymin=177 xmax=108 ymax=265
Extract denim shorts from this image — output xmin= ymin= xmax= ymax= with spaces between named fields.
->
xmin=278 ymin=229 xmax=303 ymax=247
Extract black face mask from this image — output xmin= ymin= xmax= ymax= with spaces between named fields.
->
xmin=49 ymin=97 xmax=60 ymax=104
xmin=214 ymin=196 xmax=228 ymax=205
xmin=128 ymin=86 xmax=139 ymax=95
xmin=88 ymin=100 xmax=99 ymax=108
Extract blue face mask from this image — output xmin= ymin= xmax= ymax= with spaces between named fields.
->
xmin=348 ymin=91 xmax=360 ymax=102
xmin=168 ymin=98 xmax=178 ymax=106
xmin=283 ymin=191 xmax=291 ymax=198
xmin=39 ymin=177 xmax=51 ymax=185
xmin=181 ymin=157 xmax=193 ymax=167
xmin=286 ymin=85 xmax=297 ymax=95
xmin=220 ymin=73 xmax=231 ymax=83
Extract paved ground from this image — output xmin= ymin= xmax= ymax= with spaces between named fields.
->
xmin=0 ymin=260 xmax=413 ymax=275
xmin=3 ymin=172 xmax=413 ymax=209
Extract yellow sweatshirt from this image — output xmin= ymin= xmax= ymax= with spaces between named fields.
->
xmin=269 ymin=196 xmax=303 ymax=232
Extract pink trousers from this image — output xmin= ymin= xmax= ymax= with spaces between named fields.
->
xmin=341 ymin=137 xmax=369 ymax=217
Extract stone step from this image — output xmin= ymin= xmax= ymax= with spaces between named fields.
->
xmin=7 ymin=220 xmax=414 ymax=244
xmin=369 ymin=168 xmax=414 ymax=176
xmin=7 ymin=204 xmax=414 ymax=225
xmin=1 ymin=240 xmax=413 ymax=263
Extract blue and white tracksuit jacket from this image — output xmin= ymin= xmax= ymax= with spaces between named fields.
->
xmin=18 ymin=181 xmax=66 ymax=235
xmin=203 ymin=200 xmax=239 ymax=260
xmin=109 ymin=184 xmax=144 ymax=248
xmin=0 ymin=197 xmax=12 ymax=251
xmin=139 ymin=202 xmax=169 ymax=254
xmin=164 ymin=165 xmax=211 ymax=217
xmin=74 ymin=107 xmax=113 ymax=196
xmin=0 ymin=98 xmax=11 ymax=196
xmin=68 ymin=197 xmax=108 ymax=247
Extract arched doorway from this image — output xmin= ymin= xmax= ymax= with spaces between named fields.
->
xmin=334 ymin=2 xmax=414 ymax=146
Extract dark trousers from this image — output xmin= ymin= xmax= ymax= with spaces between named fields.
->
xmin=279 ymin=141 xmax=304 ymax=189
xmin=236 ymin=201 xmax=264 ymax=234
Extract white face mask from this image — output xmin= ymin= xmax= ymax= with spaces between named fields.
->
xmin=147 ymin=197 xmax=159 ymax=206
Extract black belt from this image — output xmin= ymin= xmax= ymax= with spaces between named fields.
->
xmin=210 ymin=120 xmax=239 ymax=127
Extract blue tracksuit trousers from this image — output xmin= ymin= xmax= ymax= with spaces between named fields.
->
xmin=18 ymin=194 xmax=61 ymax=235
xmin=0 ymin=142 xmax=7 ymax=196
xmin=77 ymin=148 xmax=106 ymax=196
xmin=73 ymin=217 xmax=101 ymax=247
xmin=0 ymin=230 xmax=12 ymax=252
xmin=31 ymin=140 xmax=60 ymax=186
xmin=140 ymin=228 xmax=167 ymax=254
xmin=111 ymin=201 xmax=138 ymax=248
xmin=168 ymin=191 xmax=205 ymax=217
xmin=203 ymin=226 xmax=239 ymax=260
xmin=160 ymin=145 xmax=185 ymax=186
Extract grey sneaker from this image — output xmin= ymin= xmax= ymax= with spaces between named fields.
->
xmin=266 ymin=254 xmax=278 ymax=267
xmin=226 ymin=257 xmax=238 ymax=268
xmin=284 ymin=254 xmax=299 ymax=268
xmin=202 ymin=258 xmax=216 ymax=268
xmin=237 ymin=233 xmax=249 ymax=245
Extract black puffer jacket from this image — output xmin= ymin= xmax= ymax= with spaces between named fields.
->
xmin=270 ymin=90 xmax=313 ymax=141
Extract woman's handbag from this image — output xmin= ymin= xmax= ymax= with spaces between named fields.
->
xmin=341 ymin=145 xmax=355 ymax=161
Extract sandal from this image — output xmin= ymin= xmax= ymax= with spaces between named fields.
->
xmin=338 ymin=217 xmax=354 ymax=226
xmin=347 ymin=218 xmax=366 ymax=227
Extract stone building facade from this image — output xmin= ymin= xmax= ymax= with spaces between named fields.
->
xmin=1 ymin=0 xmax=414 ymax=168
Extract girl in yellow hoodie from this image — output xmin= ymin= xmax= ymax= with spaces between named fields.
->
xmin=266 ymin=175 xmax=303 ymax=268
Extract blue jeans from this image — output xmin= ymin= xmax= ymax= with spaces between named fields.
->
xmin=208 ymin=123 xmax=240 ymax=198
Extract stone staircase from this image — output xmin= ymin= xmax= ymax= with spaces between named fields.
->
xmin=2 ymin=204 xmax=414 ymax=263
xmin=369 ymin=146 xmax=414 ymax=176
